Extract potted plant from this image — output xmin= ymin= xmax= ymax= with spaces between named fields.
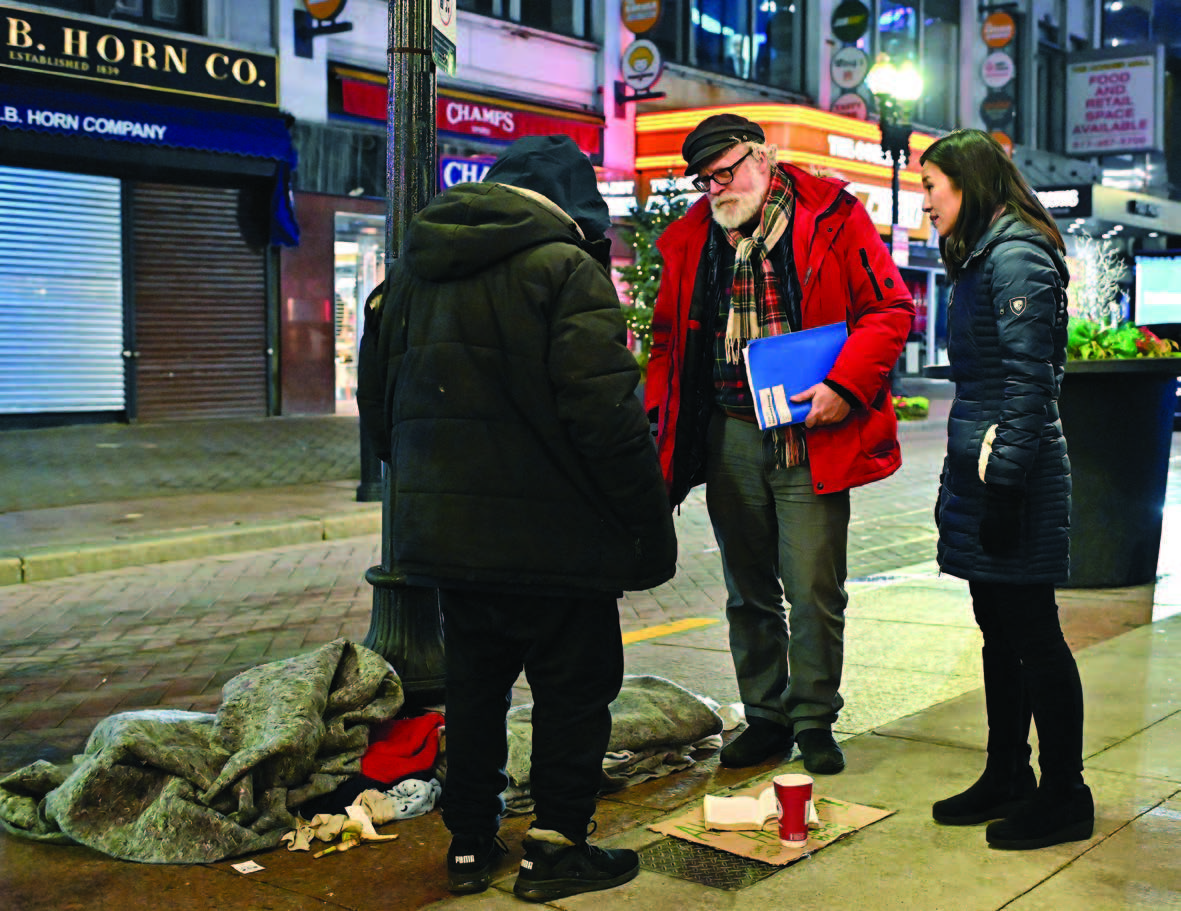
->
xmin=1058 ymin=233 xmax=1181 ymax=588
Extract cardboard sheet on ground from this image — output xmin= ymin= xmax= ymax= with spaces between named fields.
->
xmin=650 ymin=783 xmax=894 ymax=866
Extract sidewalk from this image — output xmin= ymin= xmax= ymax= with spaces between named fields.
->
xmin=0 ymin=402 xmax=951 ymax=586
xmin=0 ymin=415 xmax=377 ymax=584
xmin=2 ymin=557 xmax=1178 ymax=910
xmin=2 ymin=407 xmax=1179 ymax=909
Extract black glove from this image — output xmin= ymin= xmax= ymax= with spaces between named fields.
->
xmin=934 ymin=469 xmax=946 ymax=529
xmin=980 ymin=485 xmax=1024 ymax=556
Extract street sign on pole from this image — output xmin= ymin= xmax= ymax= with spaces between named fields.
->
xmin=432 ymin=0 xmax=457 ymax=75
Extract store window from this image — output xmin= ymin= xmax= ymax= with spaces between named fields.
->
xmin=457 ymin=0 xmax=590 ymax=40
xmin=646 ymin=0 xmax=804 ymax=93
xmin=333 ymin=213 xmax=385 ymax=415
xmin=32 ymin=0 xmax=204 ymax=34
xmin=916 ymin=0 xmax=958 ymax=130
xmin=1035 ymin=20 xmax=1068 ymax=153
xmin=869 ymin=0 xmax=958 ymax=131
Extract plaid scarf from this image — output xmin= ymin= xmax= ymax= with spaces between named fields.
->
xmin=722 ymin=166 xmax=795 ymax=364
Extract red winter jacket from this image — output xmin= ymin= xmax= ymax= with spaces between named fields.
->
xmin=646 ymin=164 xmax=914 ymax=504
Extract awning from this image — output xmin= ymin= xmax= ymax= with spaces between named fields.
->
xmin=333 ymin=68 xmax=603 ymax=158
xmin=0 ymin=83 xmax=299 ymax=245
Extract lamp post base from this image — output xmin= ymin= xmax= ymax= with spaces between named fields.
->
xmin=362 ymin=566 xmax=446 ymax=709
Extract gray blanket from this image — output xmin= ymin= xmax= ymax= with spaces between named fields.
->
xmin=502 ymin=675 xmax=723 ymax=813
xmin=0 ymin=639 xmax=403 ymax=863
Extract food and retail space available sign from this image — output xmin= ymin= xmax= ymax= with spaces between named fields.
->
xmin=1 ymin=4 xmax=278 ymax=106
xmin=978 ymin=10 xmax=1016 ymax=149
xmin=1065 ymin=46 xmax=1163 ymax=156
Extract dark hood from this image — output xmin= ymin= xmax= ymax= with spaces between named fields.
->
xmin=402 ymin=181 xmax=596 ymax=282
xmin=483 ymin=134 xmax=611 ymax=242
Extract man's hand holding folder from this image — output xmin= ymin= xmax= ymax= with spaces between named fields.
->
xmin=743 ymin=321 xmax=850 ymax=430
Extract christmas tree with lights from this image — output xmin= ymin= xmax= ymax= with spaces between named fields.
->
xmin=617 ymin=194 xmax=691 ymax=377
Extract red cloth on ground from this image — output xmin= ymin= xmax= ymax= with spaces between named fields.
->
xmin=360 ymin=711 xmax=445 ymax=784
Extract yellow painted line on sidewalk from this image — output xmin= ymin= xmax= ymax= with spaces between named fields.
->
xmin=622 ymin=617 xmax=719 ymax=645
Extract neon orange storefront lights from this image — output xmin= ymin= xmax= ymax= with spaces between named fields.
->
xmin=635 ymin=104 xmax=935 ymax=187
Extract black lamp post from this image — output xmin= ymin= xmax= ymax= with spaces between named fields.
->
xmin=866 ymin=57 xmax=923 ymax=254
xmin=359 ymin=0 xmax=446 ymax=710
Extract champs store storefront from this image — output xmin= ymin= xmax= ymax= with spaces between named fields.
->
xmin=0 ymin=5 xmax=297 ymax=426
xmin=635 ymin=105 xmax=948 ymax=373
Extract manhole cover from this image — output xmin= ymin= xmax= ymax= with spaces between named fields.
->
xmin=639 ymin=837 xmax=785 ymax=891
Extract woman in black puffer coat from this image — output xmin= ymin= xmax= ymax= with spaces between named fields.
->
xmin=920 ymin=130 xmax=1092 ymax=851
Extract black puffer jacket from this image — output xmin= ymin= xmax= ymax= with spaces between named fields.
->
xmin=357 ymin=181 xmax=677 ymax=595
xmin=936 ymin=214 xmax=1071 ymax=583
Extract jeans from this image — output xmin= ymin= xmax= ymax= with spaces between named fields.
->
xmin=438 ymin=588 xmax=623 ymax=842
xmin=705 ymin=412 xmax=850 ymax=732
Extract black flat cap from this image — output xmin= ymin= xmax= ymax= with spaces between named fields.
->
xmin=681 ymin=113 xmax=766 ymax=176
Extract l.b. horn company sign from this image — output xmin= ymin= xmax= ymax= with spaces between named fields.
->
xmin=2 ymin=5 xmax=278 ymax=106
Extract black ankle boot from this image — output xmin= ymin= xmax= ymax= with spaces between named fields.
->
xmin=932 ymin=763 xmax=1037 ymax=826
xmin=985 ymin=782 xmax=1093 ymax=850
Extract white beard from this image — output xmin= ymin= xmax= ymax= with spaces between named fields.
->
xmin=710 ymin=184 xmax=765 ymax=231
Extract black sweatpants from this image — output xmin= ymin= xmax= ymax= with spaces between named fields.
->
xmin=438 ymin=588 xmax=623 ymax=842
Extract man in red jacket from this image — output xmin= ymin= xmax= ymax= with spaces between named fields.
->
xmin=647 ymin=113 xmax=914 ymax=773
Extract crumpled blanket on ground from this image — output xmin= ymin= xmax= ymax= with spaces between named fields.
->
xmin=0 ymin=639 xmax=403 ymax=864
xmin=503 ymin=675 xmax=722 ymax=815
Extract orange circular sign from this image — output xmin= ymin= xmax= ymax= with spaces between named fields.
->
xmin=305 ymin=0 xmax=347 ymax=21
xmin=622 ymin=0 xmax=662 ymax=34
xmin=982 ymin=12 xmax=1015 ymax=48
xmin=990 ymin=132 xmax=1014 ymax=157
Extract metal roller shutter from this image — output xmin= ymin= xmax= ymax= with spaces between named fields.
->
xmin=131 ymin=183 xmax=267 ymax=421
xmin=0 ymin=165 xmax=125 ymax=414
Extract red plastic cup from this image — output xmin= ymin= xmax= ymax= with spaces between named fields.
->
xmin=773 ymin=773 xmax=813 ymax=847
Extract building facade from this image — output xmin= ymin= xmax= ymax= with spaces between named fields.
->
xmin=0 ymin=1 xmax=295 ymax=426
xmin=3 ymin=0 xmax=1178 ymax=425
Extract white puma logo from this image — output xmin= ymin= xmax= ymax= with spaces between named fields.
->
xmin=455 ymin=854 xmax=475 ymax=864
xmin=521 ymin=859 xmax=534 ymax=870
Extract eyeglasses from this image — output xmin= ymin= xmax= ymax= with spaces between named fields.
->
xmin=691 ymin=149 xmax=755 ymax=193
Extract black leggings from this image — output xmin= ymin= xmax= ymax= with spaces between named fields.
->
xmin=969 ymin=580 xmax=1085 ymax=787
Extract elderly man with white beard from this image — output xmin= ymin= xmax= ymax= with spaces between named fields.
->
xmin=645 ymin=112 xmax=915 ymax=774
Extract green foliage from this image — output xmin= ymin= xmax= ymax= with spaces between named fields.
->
xmin=617 ymin=195 xmax=692 ymax=375
xmin=1067 ymin=318 xmax=1181 ymax=360
xmin=892 ymin=395 xmax=930 ymax=421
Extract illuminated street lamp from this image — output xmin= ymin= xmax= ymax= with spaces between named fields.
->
xmin=865 ymin=56 xmax=923 ymax=252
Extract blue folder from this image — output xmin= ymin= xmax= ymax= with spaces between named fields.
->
xmin=743 ymin=321 xmax=849 ymax=429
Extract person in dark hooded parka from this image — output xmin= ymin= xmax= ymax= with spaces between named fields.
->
xmin=920 ymin=129 xmax=1092 ymax=852
xmin=357 ymin=135 xmax=676 ymax=902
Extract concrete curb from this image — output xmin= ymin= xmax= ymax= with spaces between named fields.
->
xmin=4 ymin=513 xmax=382 ymax=585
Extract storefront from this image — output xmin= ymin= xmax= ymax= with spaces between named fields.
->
xmin=634 ymin=103 xmax=947 ymax=372
xmin=280 ymin=63 xmax=609 ymax=414
xmin=0 ymin=4 xmax=296 ymax=426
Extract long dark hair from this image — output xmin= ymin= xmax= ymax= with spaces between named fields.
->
xmin=919 ymin=129 xmax=1063 ymax=279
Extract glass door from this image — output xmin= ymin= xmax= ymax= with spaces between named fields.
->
xmin=333 ymin=213 xmax=385 ymax=415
